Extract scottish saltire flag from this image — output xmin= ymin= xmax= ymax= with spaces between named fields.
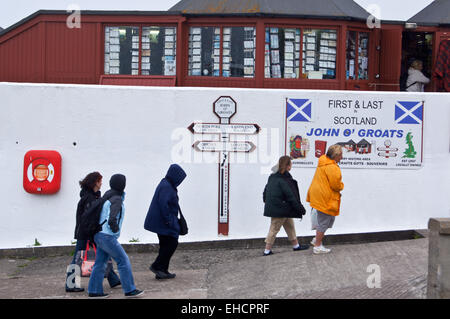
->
xmin=395 ymin=101 xmax=423 ymax=124
xmin=287 ymin=98 xmax=312 ymax=122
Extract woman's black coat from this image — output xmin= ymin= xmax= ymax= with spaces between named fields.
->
xmin=263 ymin=172 xmax=306 ymax=218
xmin=74 ymin=187 xmax=101 ymax=239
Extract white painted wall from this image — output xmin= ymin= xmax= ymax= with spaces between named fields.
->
xmin=0 ymin=83 xmax=449 ymax=249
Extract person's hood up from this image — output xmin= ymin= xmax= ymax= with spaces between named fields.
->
xmin=165 ymin=164 xmax=187 ymax=188
xmin=109 ymin=174 xmax=126 ymax=193
xmin=318 ymin=155 xmax=337 ymax=167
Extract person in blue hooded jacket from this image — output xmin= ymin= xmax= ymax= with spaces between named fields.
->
xmin=144 ymin=164 xmax=186 ymax=280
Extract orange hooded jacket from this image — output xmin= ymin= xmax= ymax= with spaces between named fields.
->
xmin=306 ymin=155 xmax=344 ymax=216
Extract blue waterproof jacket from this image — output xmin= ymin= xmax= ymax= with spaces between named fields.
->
xmin=144 ymin=164 xmax=186 ymax=238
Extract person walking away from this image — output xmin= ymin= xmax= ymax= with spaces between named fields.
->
xmin=65 ymin=172 xmax=121 ymax=293
xmin=262 ymin=156 xmax=308 ymax=256
xmin=307 ymin=145 xmax=344 ymax=255
xmin=144 ymin=164 xmax=187 ymax=279
xmin=87 ymin=174 xmax=144 ymax=298
xmin=406 ymin=60 xmax=430 ymax=92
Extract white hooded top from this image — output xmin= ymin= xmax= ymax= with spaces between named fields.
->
xmin=406 ymin=67 xmax=430 ymax=92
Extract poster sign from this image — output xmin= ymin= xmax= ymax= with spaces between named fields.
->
xmin=285 ymin=96 xmax=424 ymax=169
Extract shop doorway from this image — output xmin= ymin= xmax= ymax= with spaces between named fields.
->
xmin=400 ymin=31 xmax=433 ymax=91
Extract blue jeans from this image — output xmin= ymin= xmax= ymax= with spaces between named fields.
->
xmin=66 ymin=239 xmax=121 ymax=289
xmin=88 ymin=232 xmax=136 ymax=294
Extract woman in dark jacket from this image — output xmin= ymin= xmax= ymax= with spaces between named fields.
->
xmin=262 ymin=156 xmax=309 ymax=256
xmin=65 ymin=172 xmax=121 ymax=292
xmin=144 ymin=164 xmax=186 ymax=280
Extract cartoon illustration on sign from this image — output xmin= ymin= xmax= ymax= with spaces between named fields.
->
xmin=290 ymin=135 xmax=309 ymax=158
xmin=377 ymin=140 xmax=398 ymax=158
xmin=403 ymin=132 xmax=417 ymax=158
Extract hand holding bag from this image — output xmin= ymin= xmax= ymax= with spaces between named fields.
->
xmin=178 ymin=208 xmax=188 ymax=236
xmin=80 ymin=241 xmax=96 ymax=277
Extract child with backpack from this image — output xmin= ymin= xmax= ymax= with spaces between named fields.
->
xmin=87 ymin=174 xmax=144 ymax=298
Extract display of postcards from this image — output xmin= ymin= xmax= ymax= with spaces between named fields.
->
xmin=295 ymin=52 xmax=300 ymax=59
xmin=223 ymin=35 xmax=230 ymax=42
xmin=265 ymin=54 xmax=271 ymax=66
xmin=191 ymin=69 xmax=201 ymax=76
xmin=285 ymin=52 xmax=294 ymax=60
xmin=141 ymin=57 xmax=150 ymax=64
xmin=265 ymin=31 xmax=270 ymax=43
xmin=307 ymin=44 xmax=315 ymax=50
xmin=142 ymin=36 xmax=150 ymax=43
xmin=271 ymin=50 xmax=280 ymax=64
xmin=214 ymin=42 xmax=221 ymax=49
xmin=142 ymin=50 xmax=150 ymax=56
xmin=214 ymin=63 xmax=220 ymax=70
xmin=105 ymin=44 xmax=110 ymax=53
xmin=132 ymin=36 xmax=139 ymax=43
xmin=270 ymin=28 xmax=278 ymax=34
xmin=328 ymin=40 xmax=336 ymax=47
xmin=328 ymin=48 xmax=336 ymax=54
xmin=110 ymin=30 xmax=119 ymax=37
xmin=307 ymin=37 xmax=316 ymax=43
xmin=321 ymin=40 xmax=328 ymax=46
xmin=110 ymin=60 xmax=120 ymax=67
xmin=271 ymin=65 xmax=281 ymax=78
xmin=270 ymin=35 xmax=279 ymax=49
xmin=132 ymin=42 xmax=139 ymax=49
xmin=165 ymin=49 xmax=174 ymax=56
xmin=165 ymin=60 xmax=176 ymax=75
xmin=142 ymin=43 xmax=150 ymax=50
xmin=215 ymin=28 xmax=221 ymax=35
xmin=265 ymin=67 xmax=271 ymax=78
xmin=244 ymin=41 xmax=254 ymax=49
xmin=306 ymin=51 xmax=315 ymax=57
xmin=244 ymin=58 xmax=254 ymax=66
xmin=213 ymin=70 xmax=220 ymax=77
xmin=223 ymin=28 xmax=231 ymax=35
xmin=329 ymin=33 xmax=336 ymax=39
xmin=285 ymin=60 xmax=294 ymax=67
xmin=193 ymin=41 xmax=202 ymax=49
xmin=132 ymin=56 xmax=139 ymax=63
xmin=223 ymin=64 xmax=230 ymax=71
xmin=110 ymin=67 xmax=120 ymax=74
xmin=110 ymin=38 xmax=120 ymax=45
xmin=322 ymin=33 xmax=330 ymax=39
xmin=244 ymin=50 xmax=253 ymax=58
xmin=213 ymin=56 xmax=220 ymax=63
xmin=223 ymin=70 xmax=230 ymax=77
xmin=104 ymin=63 xmax=110 ymax=73
xmin=285 ymin=43 xmax=294 ymax=53
xmin=165 ymin=42 xmax=174 ymax=49
xmin=166 ymin=28 xmax=174 ymax=35
xmin=165 ymin=56 xmax=174 ymax=61
xmin=193 ymin=49 xmax=201 ymax=55
xmin=142 ymin=70 xmax=149 ymax=75
xmin=244 ymin=67 xmax=254 ymax=75
xmin=285 ymin=31 xmax=295 ymax=40
xmin=307 ymin=57 xmax=315 ymax=64
xmin=295 ymin=43 xmax=300 ymax=51
xmin=131 ymin=69 xmax=139 ymax=75
xmin=132 ymin=63 xmax=139 ymax=69
xmin=191 ymin=28 xmax=201 ymax=35
xmin=110 ymin=45 xmax=120 ymax=53
xmin=284 ymin=68 xmax=294 ymax=78
xmin=223 ymin=56 xmax=230 ymax=64
xmin=245 ymin=27 xmax=254 ymax=31
xmin=295 ymin=35 xmax=301 ymax=42
xmin=223 ymin=42 xmax=230 ymax=49
xmin=192 ymin=35 xmax=201 ymax=42
xmin=223 ymin=49 xmax=230 ymax=56
xmin=295 ymin=60 xmax=300 ymax=67
xmin=305 ymin=65 xmax=314 ymax=71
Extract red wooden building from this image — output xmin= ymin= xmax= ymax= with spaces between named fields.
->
xmin=0 ymin=0 xmax=448 ymax=91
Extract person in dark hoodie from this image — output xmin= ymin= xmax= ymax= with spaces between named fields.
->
xmin=65 ymin=172 xmax=120 ymax=293
xmin=144 ymin=164 xmax=187 ymax=280
xmin=87 ymin=174 xmax=144 ymax=298
xmin=262 ymin=156 xmax=309 ymax=256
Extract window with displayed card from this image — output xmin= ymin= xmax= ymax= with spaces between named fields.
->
xmin=302 ymin=29 xmax=337 ymax=79
xmin=346 ymin=31 xmax=370 ymax=80
xmin=104 ymin=26 xmax=140 ymax=75
xmin=141 ymin=26 xmax=177 ymax=76
xmin=265 ymin=27 xmax=301 ymax=79
xmin=188 ymin=26 xmax=256 ymax=78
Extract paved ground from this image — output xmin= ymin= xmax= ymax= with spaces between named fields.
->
xmin=0 ymin=236 xmax=429 ymax=299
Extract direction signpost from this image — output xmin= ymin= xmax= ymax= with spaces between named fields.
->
xmin=188 ymin=96 xmax=260 ymax=236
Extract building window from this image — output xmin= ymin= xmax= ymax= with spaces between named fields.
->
xmin=265 ymin=28 xmax=301 ymax=79
xmin=141 ymin=27 xmax=177 ymax=76
xmin=302 ymin=29 xmax=337 ymax=79
xmin=346 ymin=31 xmax=369 ymax=80
xmin=104 ymin=26 xmax=176 ymax=76
xmin=104 ymin=27 xmax=140 ymax=75
xmin=188 ymin=26 xmax=256 ymax=77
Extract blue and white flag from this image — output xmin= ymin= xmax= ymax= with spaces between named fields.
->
xmin=395 ymin=101 xmax=423 ymax=124
xmin=287 ymin=98 xmax=312 ymax=122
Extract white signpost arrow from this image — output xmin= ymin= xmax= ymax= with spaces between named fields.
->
xmin=188 ymin=96 xmax=260 ymax=236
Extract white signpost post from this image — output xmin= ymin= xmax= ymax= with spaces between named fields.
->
xmin=188 ymin=96 xmax=260 ymax=236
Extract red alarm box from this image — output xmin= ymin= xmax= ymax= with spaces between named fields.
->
xmin=23 ymin=150 xmax=62 ymax=194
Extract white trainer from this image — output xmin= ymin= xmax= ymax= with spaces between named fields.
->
xmin=310 ymin=237 xmax=316 ymax=246
xmin=313 ymin=245 xmax=331 ymax=254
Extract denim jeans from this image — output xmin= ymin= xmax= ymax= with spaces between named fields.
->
xmin=66 ymin=239 xmax=121 ymax=289
xmin=88 ymin=232 xmax=136 ymax=294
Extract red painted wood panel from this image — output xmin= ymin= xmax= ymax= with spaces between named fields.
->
xmin=378 ymin=28 xmax=402 ymax=91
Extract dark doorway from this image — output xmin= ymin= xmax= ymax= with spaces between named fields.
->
xmin=400 ymin=31 xmax=433 ymax=91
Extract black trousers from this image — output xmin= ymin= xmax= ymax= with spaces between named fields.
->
xmin=152 ymin=234 xmax=178 ymax=272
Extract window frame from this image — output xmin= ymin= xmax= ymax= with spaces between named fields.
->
xmin=346 ymin=28 xmax=371 ymax=81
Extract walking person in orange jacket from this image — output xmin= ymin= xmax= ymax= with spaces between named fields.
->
xmin=306 ymin=144 xmax=344 ymax=254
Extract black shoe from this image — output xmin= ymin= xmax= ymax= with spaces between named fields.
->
xmin=150 ymin=265 xmax=171 ymax=279
xmin=125 ymin=289 xmax=144 ymax=298
xmin=263 ymin=250 xmax=273 ymax=256
xmin=88 ymin=293 xmax=109 ymax=298
xmin=293 ymin=244 xmax=310 ymax=251
xmin=164 ymin=271 xmax=176 ymax=279
xmin=110 ymin=282 xmax=121 ymax=289
xmin=66 ymin=287 xmax=85 ymax=293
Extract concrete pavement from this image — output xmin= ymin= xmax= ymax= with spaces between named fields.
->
xmin=0 ymin=233 xmax=429 ymax=299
